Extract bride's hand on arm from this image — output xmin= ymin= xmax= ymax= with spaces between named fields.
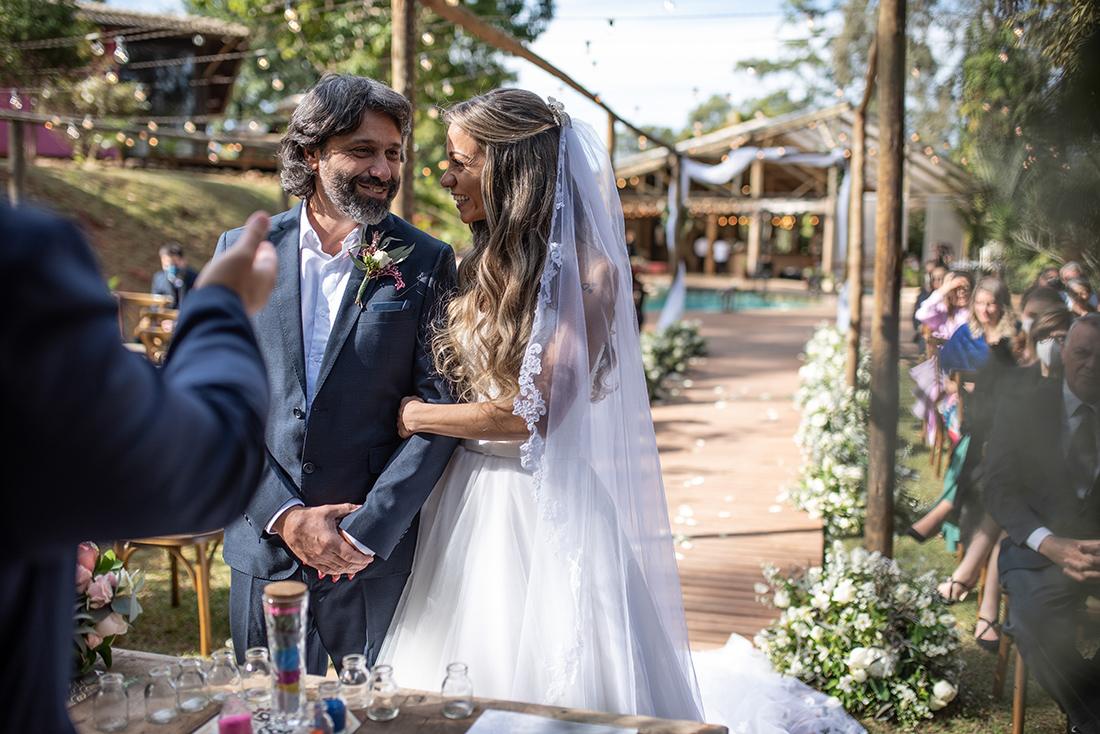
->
xmin=397 ymin=396 xmax=528 ymax=441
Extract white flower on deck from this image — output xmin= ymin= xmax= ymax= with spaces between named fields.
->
xmin=928 ymin=679 xmax=958 ymax=711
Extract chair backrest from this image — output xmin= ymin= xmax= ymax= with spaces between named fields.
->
xmin=949 ymin=369 xmax=980 ymax=423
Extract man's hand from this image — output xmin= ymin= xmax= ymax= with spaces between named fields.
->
xmin=1039 ymin=536 xmax=1100 ymax=582
xmin=272 ymin=504 xmax=374 ymax=577
xmin=195 ymin=211 xmax=278 ymax=315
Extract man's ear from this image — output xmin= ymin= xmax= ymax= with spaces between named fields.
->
xmin=304 ymin=147 xmax=321 ymax=170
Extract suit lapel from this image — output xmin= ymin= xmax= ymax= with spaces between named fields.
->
xmin=270 ymin=204 xmax=308 ymax=397
xmin=314 ymin=214 xmax=394 ymax=396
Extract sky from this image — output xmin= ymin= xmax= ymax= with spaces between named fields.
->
xmin=107 ymin=0 xmax=795 ymax=133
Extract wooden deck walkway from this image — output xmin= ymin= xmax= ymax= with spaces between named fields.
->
xmin=653 ymin=299 xmax=837 ymax=650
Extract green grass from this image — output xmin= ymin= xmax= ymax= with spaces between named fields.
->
xmin=1 ymin=161 xmax=285 ymax=292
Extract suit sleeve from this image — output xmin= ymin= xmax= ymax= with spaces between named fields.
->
xmin=982 ymin=393 xmax=1047 ymax=544
xmin=2 ymin=207 xmax=270 ymax=550
xmin=339 ymin=242 xmax=460 ymax=558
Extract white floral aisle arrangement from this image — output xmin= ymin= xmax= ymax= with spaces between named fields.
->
xmin=640 ymin=320 xmax=708 ymax=401
xmin=785 ymin=323 xmax=914 ymax=537
xmin=74 ymin=542 xmax=144 ymax=677
xmin=755 ymin=542 xmax=961 ymax=729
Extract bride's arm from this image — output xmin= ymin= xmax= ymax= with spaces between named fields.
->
xmin=398 ymin=396 xmax=528 ymax=441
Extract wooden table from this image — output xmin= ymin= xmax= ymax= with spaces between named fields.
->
xmin=70 ymin=650 xmax=726 ymax=734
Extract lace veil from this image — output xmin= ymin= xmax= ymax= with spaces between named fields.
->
xmin=512 ymin=108 xmax=704 ymax=720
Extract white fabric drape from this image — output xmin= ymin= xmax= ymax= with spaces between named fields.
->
xmin=658 ymin=147 xmax=849 ymax=327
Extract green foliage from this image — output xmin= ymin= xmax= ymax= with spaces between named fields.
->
xmin=640 ymin=321 xmax=708 ymax=401
xmin=0 ymin=0 xmax=90 ymax=83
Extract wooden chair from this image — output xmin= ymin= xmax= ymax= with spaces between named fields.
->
xmin=112 ymin=291 xmax=172 ymax=342
xmin=137 ymin=327 xmax=172 ymax=364
xmin=922 ymin=332 xmax=951 ymax=477
xmin=114 ymin=530 xmax=224 ymax=657
xmin=994 ymin=594 xmax=1100 ymax=734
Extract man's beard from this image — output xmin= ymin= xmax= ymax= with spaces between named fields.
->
xmin=324 ymin=167 xmax=400 ymax=226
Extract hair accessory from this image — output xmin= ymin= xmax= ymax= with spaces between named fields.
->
xmin=546 ymin=96 xmax=571 ymax=128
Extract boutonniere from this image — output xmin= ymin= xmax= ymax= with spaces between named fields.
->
xmin=346 ymin=229 xmax=415 ymax=306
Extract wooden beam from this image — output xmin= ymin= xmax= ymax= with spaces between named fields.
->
xmin=705 ymin=215 xmax=718 ymax=275
xmin=821 ymin=166 xmax=837 ymax=275
xmin=867 ymin=0 xmax=905 ymax=558
xmin=391 ymin=0 xmax=416 ymax=222
xmin=746 ymin=159 xmax=764 ymax=277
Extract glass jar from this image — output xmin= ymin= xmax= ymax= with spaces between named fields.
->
xmin=177 ymin=657 xmax=210 ymax=713
xmin=217 ymin=693 xmax=253 ymax=734
xmin=263 ymin=580 xmax=309 ymax=724
xmin=208 ymin=648 xmax=243 ymax=703
xmin=144 ymin=665 xmax=180 ymax=724
xmin=365 ymin=664 xmax=399 ymax=721
xmin=338 ymin=654 xmax=369 ymax=709
xmin=441 ymin=662 xmax=474 ymax=719
xmin=92 ymin=672 xmax=129 ymax=732
xmin=318 ymin=679 xmax=347 ymax=733
xmin=300 ymin=700 xmax=334 ymax=734
xmin=242 ymin=646 xmax=273 ymax=708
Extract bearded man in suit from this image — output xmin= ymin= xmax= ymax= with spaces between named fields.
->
xmin=216 ymin=74 xmax=458 ymax=673
xmin=984 ymin=311 xmax=1100 ymax=733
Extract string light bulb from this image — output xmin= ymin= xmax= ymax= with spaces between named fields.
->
xmin=113 ymin=37 xmax=129 ymax=63
xmin=257 ymin=57 xmax=270 ymax=69
xmin=82 ymin=115 xmax=93 ymax=130
xmin=193 ymin=35 xmax=204 ymax=46
xmin=66 ymin=124 xmax=80 ymax=140
xmin=442 ymin=79 xmax=454 ymax=95
xmin=184 ymin=121 xmax=197 ymax=133
xmin=8 ymin=90 xmax=21 ymax=110
xmin=422 ymin=32 xmax=434 ymax=45
xmin=272 ymin=75 xmax=284 ymax=91
xmin=105 ymin=71 xmax=119 ymax=84
xmin=89 ymin=36 xmax=105 ymax=56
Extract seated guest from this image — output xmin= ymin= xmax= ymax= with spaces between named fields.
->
xmin=984 ymin=312 xmax=1100 ymax=732
xmin=906 ymin=277 xmax=1017 ymax=543
xmin=913 ymin=262 xmax=948 ymax=347
xmin=937 ymin=307 xmax=1073 ymax=652
xmin=152 ymin=242 xmax=200 ymax=309
xmin=2 ymin=207 xmax=276 ymax=734
xmin=1036 ymin=265 xmax=1064 ymax=290
xmin=909 ymin=271 xmax=973 ymax=445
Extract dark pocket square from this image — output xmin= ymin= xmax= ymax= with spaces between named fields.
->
xmin=368 ymin=300 xmax=409 ymax=312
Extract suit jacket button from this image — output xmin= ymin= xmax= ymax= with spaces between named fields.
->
xmin=293 ymin=407 xmax=304 ymax=419
xmin=303 ymin=462 xmax=316 ymax=474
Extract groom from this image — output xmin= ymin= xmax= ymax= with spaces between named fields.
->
xmin=216 ymin=73 xmax=458 ymax=673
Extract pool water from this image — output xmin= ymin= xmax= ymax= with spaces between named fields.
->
xmin=643 ymin=286 xmax=821 ymax=313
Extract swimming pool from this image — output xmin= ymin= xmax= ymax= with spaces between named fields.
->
xmin=643 ymin=285 xmax=822 ymax=313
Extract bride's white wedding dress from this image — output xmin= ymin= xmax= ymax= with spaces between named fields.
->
xmin=379 ymin=438 xmax=864 ymax=733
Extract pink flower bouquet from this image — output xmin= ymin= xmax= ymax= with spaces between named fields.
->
xmin=73 ymin=542 xmax=144 ymax=677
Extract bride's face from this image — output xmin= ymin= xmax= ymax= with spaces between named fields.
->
xmin=441 ymin=125 xmax=487 ymax=224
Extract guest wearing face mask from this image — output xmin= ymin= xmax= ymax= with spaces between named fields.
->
xmin=1016 ymin=286 xmax=1067 ymax=363
xmin=152 ymin=243 xmax=200 ymax=309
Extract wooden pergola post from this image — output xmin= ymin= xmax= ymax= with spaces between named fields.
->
xmin=821 ymin=166 xmax=838 ymax=275
xmin=746 ymin=158 xmax=764 ymax=276
xmin=705 ymin=215 xmax=718 ymax=275
xmin=866 ymin=0 xmax=906 ymax=557
xmin=846 ymin=38 xmax=878 ymax=389
xmin=8 ymin=120 xmax=26 ymax=206
xmin=391 ymin=0 xmax=416 ymax=223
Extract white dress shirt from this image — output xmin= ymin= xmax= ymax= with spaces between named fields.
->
xmin=1026 ymin=381 xmax=1100 ymax=552
xmin=266 ymin=206 xmax=373 ymax=557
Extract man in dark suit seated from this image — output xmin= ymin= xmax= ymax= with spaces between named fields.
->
xmin=151 ymin=242 xmax=200 ymax=308
xmin=984 ymin=311 xmax=1100 ymax=733
xmin=2 ymin=208 xmax=277 ymax=733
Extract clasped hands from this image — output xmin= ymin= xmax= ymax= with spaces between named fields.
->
xmin=1041 ymin=536 xmax=1100 ymax=583
xmin=273 ymin=503 xmax=374 ymax=581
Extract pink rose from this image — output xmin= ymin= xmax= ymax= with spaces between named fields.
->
xmin=75 ymin=564 xmax=93 ymax=596
xmin=77 ymin=542 xmax=98 ymax=573
xmin=84 ymin=632 xmax=104 ymax=650
xmin=87 ymin=573 xmax=116 ymax=609
xmin=94 ymin=612 xmax=128 ymax=639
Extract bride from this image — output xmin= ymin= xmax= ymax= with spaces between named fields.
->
xmin=378 ymin=89 xmax=863 ymax=733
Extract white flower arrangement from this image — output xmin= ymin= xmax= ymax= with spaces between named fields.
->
xmin=640 ymin=320 xmax=707 ymax=401
xmin=755 ymin=541 xmax=961 ymax=729
xmin=785 ymin=323 xmax=916 ymax=537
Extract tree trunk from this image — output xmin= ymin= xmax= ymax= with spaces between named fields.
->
xmin=391 ymin=0 xmax=416 ymax=223
xmin=866 ymin=0 xmax=906 ymax=557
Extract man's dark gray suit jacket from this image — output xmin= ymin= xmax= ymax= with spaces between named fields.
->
xmin=215 ymin=203 xmax=459 ymax=582
xmin=984 ymin=382 xmax=1100 ymax=573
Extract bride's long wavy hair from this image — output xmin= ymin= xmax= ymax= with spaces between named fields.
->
xmin=433 ymin=89 xmax=561 ymax=402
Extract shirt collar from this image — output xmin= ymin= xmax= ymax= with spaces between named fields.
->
xmin=1064 ymin=379 xmax=1100 ymax=417
xmin=299 ymin=203 xmax=364 ymax=257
